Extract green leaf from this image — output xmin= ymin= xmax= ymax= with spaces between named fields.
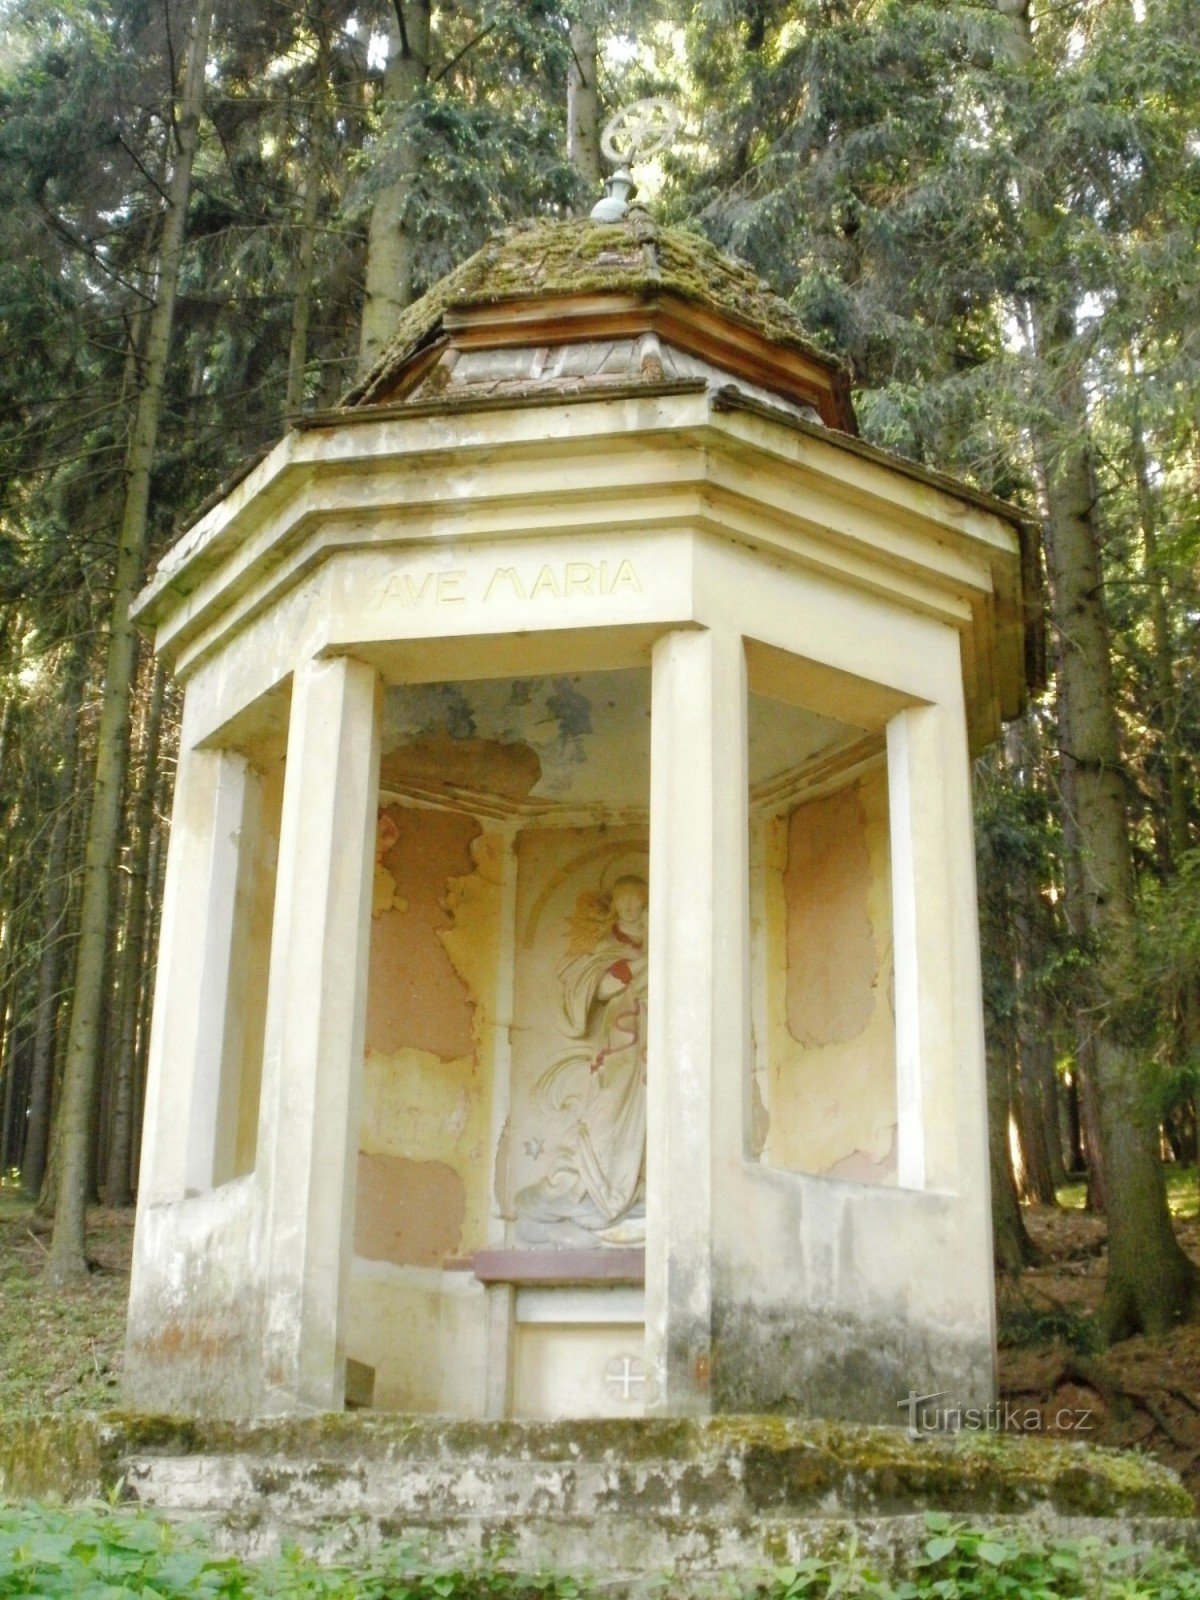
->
xmin=976 ymin=1541 xmax=1011 ymax=1565
xmin=923 ymin=1537 xmax=958 ymax=1563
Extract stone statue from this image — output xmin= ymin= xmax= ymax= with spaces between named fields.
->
xmin=515 ymin=875 xmax=649 ymax=1247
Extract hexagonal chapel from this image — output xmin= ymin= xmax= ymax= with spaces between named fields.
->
xmin=124 ymin=208 xmax=1029 ymax=1424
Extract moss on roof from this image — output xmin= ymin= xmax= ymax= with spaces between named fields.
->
xmin=346 ymin=210 xmax=841 ymax=407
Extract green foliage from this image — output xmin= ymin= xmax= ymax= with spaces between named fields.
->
xmin=0 ymin=1503 xmax=583 ymax=1600
xmin=995 ymin=1300 xmax=1101 ymax=1355
xmin=767 ymin=1516 xmax=1200 ymax=1600
xmin=2 ymin=1506 xmax=1200 ymax=1600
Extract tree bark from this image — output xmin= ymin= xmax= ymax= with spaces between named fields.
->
xmin=1011 ymin=894 xmax=1060 ymax=1203
xmin=987 ymin=1008 xmax=1039 ymax=1270
xmin=0 ymin=852 xmax=31 ymax=1171
xmin=104 ymin=661 xmax=165 ymax=1207
xmin=285 ymin=20 xmax=330 ymax=416
xmin=1032 ymin=1018 xmax=1067 ymax=1188
xmin=1130 ymin=397 xmax=1189 ymax=867
xmin=129 ymin=720 xmax=173 ymax=1196
xmin=1032 ymin=303 xmax=1198 ymax=1336
xmin=1051 ymin=627 xmax=1109 ymax=1211
xmin=1064 ymin=1068 xmax=1084 ymax=1172
xmin=357 ymin=1 xmax=431 ymax=375
xmin=46 ymin=0 xmax=214 ymax=1284
xmin=0 ymin=941 xmax=19 ymax=1170
xmin=567 ymin=20 xmax=604 ymax=196
xmin=21 ymin=645 xmax=86 ymax=1199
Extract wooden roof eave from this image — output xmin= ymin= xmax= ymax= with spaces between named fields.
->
xmin=359 ymin=288 xmax=854 ymax=432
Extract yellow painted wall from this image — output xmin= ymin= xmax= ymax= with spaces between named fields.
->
xmin=346 ymin=802 xmax=504 ymax=1412
xmin=757 ymin=767 xmax=897 ymax=1181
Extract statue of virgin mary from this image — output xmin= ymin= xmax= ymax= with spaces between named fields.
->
xmin=514 ymin=875 xmax=648 ymax=1246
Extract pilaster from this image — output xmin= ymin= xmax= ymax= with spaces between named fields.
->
xmin=645 ymin=626 xmax=751 ymax=1414
xmin=257 ymin=654 xmax=382 ymax=1411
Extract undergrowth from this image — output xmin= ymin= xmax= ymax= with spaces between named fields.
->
xmin=996 ymin=1300 xmax=1102 ymax=1354
xmin=1 ymin=1505 xmax=1199 ymax=1599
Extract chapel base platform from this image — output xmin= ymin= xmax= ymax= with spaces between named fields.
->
xmin=2 ymin=1412 xmax=1194 ymax=1591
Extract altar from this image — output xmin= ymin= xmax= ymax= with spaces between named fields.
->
xmin=123 ymin=203 xmax=1029 ymax=1424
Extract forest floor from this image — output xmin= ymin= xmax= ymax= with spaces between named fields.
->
xmin=997 ymin=1166 xmax=1200 ymax=1509
xmin=1 ymin=1174 xmax=1199 ymax=1510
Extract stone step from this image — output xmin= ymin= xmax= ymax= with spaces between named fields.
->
xmin=2 ymin=1412 xmax=1195 ymax=1589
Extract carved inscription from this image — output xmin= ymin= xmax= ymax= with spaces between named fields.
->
xmin=376 ymin=559 xmax=642 ymax=609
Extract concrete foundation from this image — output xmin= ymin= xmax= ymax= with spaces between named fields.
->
xmin=0 ymin=1413 xmax=1193 ymax=1592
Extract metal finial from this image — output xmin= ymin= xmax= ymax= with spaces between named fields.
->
xmin=590 ymin=98 xmax=681 ymax=223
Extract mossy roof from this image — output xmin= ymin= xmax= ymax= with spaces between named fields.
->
xmin=346 ymin=209 xmax=843 ymax=408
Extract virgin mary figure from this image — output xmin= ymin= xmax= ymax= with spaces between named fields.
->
xmin=514 ymin=875 xmax=648 ymax=1246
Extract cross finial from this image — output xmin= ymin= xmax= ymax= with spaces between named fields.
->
xmin=590 ymin=98 xmax=682 ymax=223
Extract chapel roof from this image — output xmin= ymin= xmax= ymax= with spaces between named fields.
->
xmin=344 ymin=209 xmax=855 ymax=430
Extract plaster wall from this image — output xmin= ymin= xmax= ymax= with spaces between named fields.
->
xmin=344 ymin=799 xmax=503 ymax=1413
xmin=512 ymin=1323 xmax=649 ymax=1420
xmin=124 ymin=1175 xmax=265 ymax=1415
xmin=756 ymin=767 xmax=897 ymax=1183
xmin=219 ymin=757 xmax=284 ymax=1185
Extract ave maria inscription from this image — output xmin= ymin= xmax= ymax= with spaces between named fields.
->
xmin=376 ymin=557 xmax=643 ymax=609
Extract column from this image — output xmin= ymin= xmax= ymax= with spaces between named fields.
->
xmin=257 ymin=654 xmax=381 ymax=1412
xmin=644 ymin=627 xmax=751 ymax=1415
xmin=887 ymin=700 xmax=967 ymax=1191
xmin=135 ymin=693 xmax=254 ymax=1206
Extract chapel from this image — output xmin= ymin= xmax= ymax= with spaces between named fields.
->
xmin=123 ymin=195 xmax=1030 ymax=1423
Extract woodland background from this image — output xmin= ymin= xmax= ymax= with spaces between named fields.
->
xmin=0 ymin=0 xmax=1197 ymax=1357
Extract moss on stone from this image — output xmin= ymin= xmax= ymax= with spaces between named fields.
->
xmin=0 ymin=1409 xmax=1191 ymax=1525
xmin=344 ymin=211 xmax=841 ymax=410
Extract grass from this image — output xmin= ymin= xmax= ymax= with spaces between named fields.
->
xmin=1057 ymin=1164 xmax=1199 ymax=1219
xmin=0 ymin=1186 xmax=129 ymax=1415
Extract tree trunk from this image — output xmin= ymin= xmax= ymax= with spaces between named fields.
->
xmin=567 ymin=20 xmax=604 ymax=196
xmin=1064 ymin=1069 xmax=1084 ymax=1171
xmin=0 ymin=939 xmax=19 ymax=1170
xmin=285 ymin=21 xmax=330 ymax=416
xmin=357 ymin=1 xmax=431 ymax=375
xmin=22 ymin=645 xmax=86 ymax=1199
xmin=46 ymin=0 xmax=214 ymax=1284
xmin=1052 ymin=632 xmax=1109 ymax=1211
xmin=105 ymin=661 xmax=165 ymax=1207
xmin=129 ymin=725 xmax=173 ymax=1196
xmin=1032 ymin=303 xmax=1199 ymax=1336
xmin=1130 ymin=396 xmax=1189 ymax=867
xmin=0 ymin=694 xmax=12 ymax=802
xmin=0 ymin=861 xmax=29 ymax=1170
xmin=3 ymin=1036 xmax=31 ymax=1173
xmin=35 ymin=717 xmax=93 ymax=1219
xmin=987 ymin=1011 xmax=1038 ymax=1271
xmin=1032 ymin=1018 xmax=1067 ymax=1188
xmin=1011 ymin=873 xmax=1060 ymax=1203
xmin=1014 ymin=1053 xmax=1058 ymax=1204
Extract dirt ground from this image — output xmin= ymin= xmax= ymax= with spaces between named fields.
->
xmin=2 ymin=1189 xmax=1198 ymax=1510
xmin=997 ymin=1201 xmax=1200 ymax=1509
